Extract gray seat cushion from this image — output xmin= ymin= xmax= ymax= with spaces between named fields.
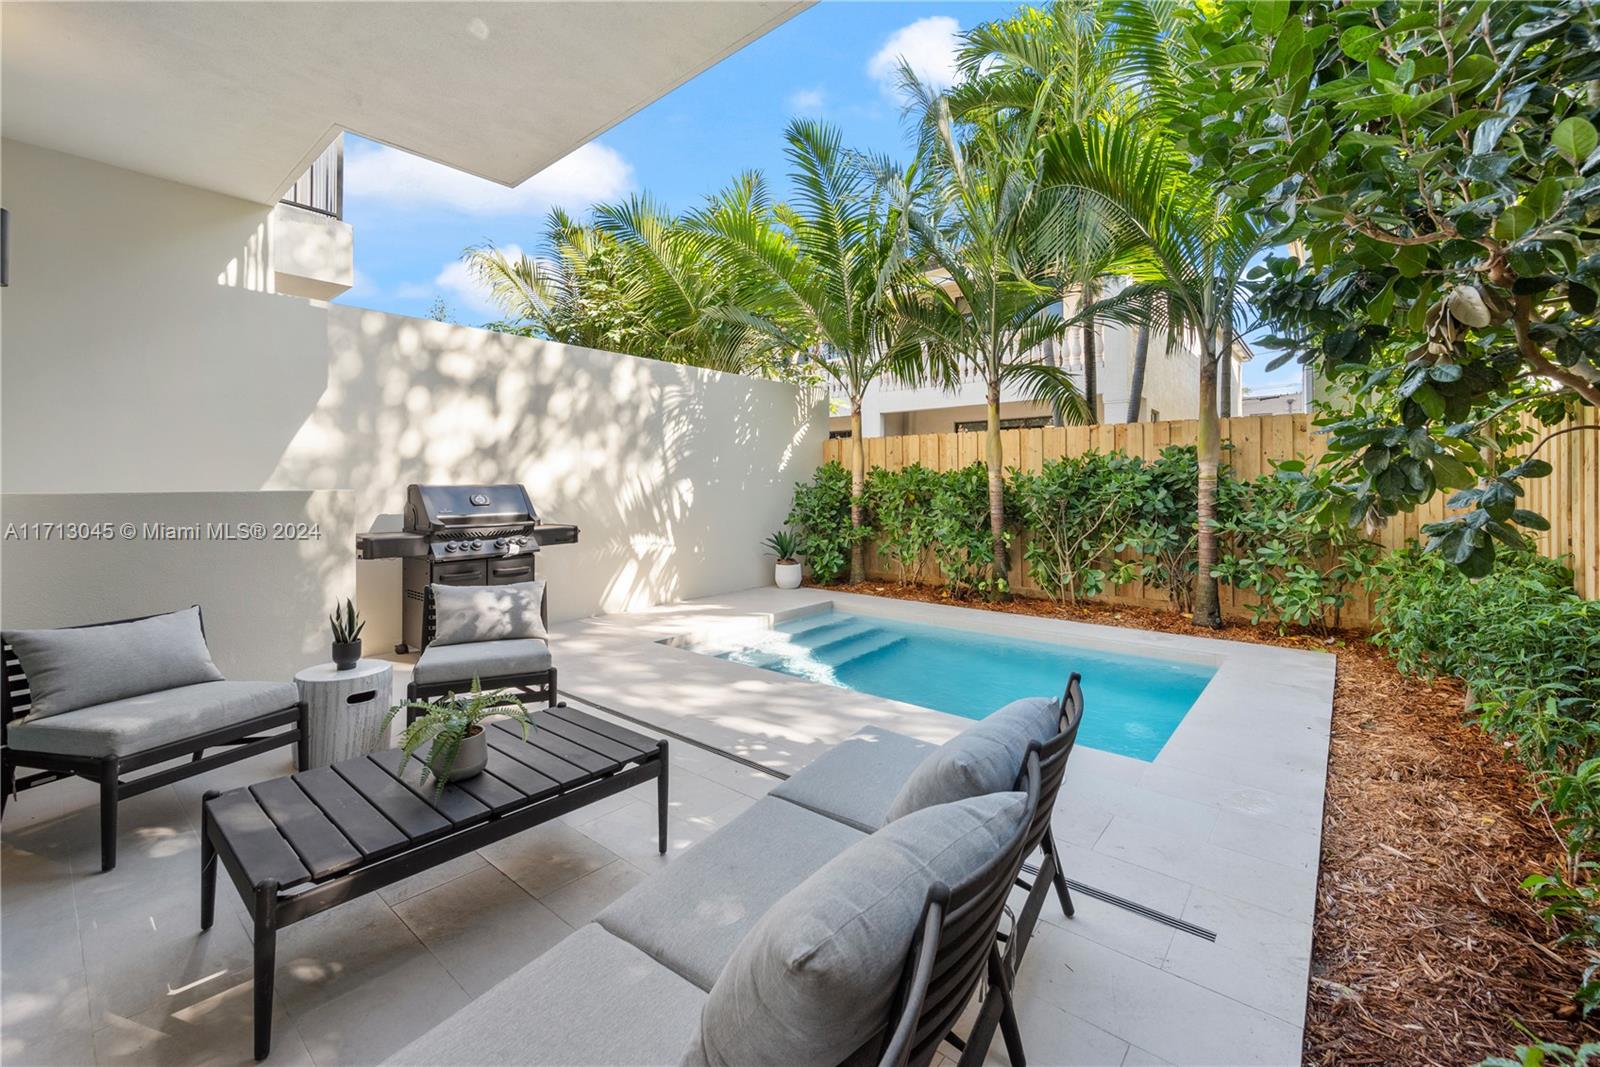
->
xmin=432 ymin=581 xmax=547 ymax=646
xmin=412 ymin=638 xmax=552 ymax=687
xmin=3 ymin=606 xmax=223 ymax=719
xmin=387 ymin=923 xmax=706 ymax=1067
xmin=884 ymin=696 xmax=1061 ymax=822
xmin=769 ymin=727 xmax=933 ymax=832
xmin=598 ymin=796 xmax=864 ymax=990
xmin=6 ymin=680 xmax=298 ymax=758
xmin=687 ymin=791 xmax=1030 ymax=1067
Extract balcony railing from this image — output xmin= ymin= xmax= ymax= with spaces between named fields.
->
xmin=280 ymin=136 xmax=343 ymax=219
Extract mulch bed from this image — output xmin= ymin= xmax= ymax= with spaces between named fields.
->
xmin=827 ymin=581 xmax=1600 ymax=1063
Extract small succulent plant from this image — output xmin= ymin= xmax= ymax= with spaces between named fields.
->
xmin=763 ymin=529 xmax=799 ymax=564
xmin=329 ymin=598 xmax=365 ymax=643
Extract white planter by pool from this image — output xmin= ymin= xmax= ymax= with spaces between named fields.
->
xmin=775 ymin=561 xmax=802 ymax=589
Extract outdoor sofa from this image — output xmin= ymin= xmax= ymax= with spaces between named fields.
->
xmin=388 ymin=678 xmax=1083 ymax=1067
xmin=1 ymin=606 xmax=305 ymax=872
xmin=408 ymin=581 xmax=556 ymax=708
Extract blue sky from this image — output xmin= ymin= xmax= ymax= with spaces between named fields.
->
xmin=336 ymin=1 xmax=1291 ymax=391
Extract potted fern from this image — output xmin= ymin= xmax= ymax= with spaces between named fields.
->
xmin=764 ymin=529 xmax=803 ymax=589
xmin=329 ymin=598 xmax=365 ymax=669
xmin=384 ymin=679 xmax=533 ymax=793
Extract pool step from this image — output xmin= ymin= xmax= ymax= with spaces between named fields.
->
xmin=820 ymin=632 xmax=907 ymax=669
xmin=801 ymin=622 xmax=884 ymax=655
xmin=778 ymin=614 xmax=855 ymax=640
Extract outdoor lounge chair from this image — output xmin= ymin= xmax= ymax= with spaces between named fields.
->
xmin=1 ymin=606 xmax=305 ymax=872
xmin=385 ymin=683 xmax=1081 ymax=1067
xmin=406 ymin=581 xmax=556 ymax=708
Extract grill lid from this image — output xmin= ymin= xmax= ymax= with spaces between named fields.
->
xmin=405 ymin=484 xmax=536 ymax=531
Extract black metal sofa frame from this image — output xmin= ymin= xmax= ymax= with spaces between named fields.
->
xmin=405 ymin=585 xmax=557 ymax=708
xmin=879 ymin=749 xmax=1045 ymax=1067
xmin=883 ymin=673 xmax=1084 ymax=1067
xmin=1 ymin=609 xmax=307 ymax=872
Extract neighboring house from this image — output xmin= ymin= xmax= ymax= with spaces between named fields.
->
xmin=827 ymin=303 xmax=1250 ymax=438
xmin=1240 ymin=384 xmax=1307 ymax=415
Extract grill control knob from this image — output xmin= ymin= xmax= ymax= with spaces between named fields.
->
xmin=444 ymin=542 xmax=457 ymax=553
xmin=495 ymin=538 xmax=507 ymax=548
xmin=471 ymin=540 xmax=483 ymax=550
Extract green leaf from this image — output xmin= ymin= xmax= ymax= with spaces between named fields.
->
xmin=1339 ymin=25 xmax=1381 ymax=61
xmin=1395 ymin=243 xmax=1428 ymax=278
xmin=1494 ymin=203 xmax=1535 ymax=241
xmin=1251 ymin=0 xmax=1290 ymax=36
xmin=1554 ymin=116 xmax=1598 ymax=167
xmin=1525 ymin=176 xmax=1563 ymax=219
xmin=1432 ymin=453 xmax=1476 ymax=490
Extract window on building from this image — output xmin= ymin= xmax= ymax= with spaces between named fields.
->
xmin=1147 ymin=409 xmax=1160 ymax=422
xmin=828 ymin=429 xmax=853 ymax=440
xmin=953 ymin=416 xmax=1053 ymax=433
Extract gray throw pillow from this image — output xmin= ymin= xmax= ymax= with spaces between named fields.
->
xmin=883 ymin=696 xmax=1060 ymax=822
xmin=3 ymin=606 xmax=224 ymax=719
xmin=431 ymin=581 xmax=547 ymax=646
xmin=685 ymin=791 xmax=1028 ymax=1067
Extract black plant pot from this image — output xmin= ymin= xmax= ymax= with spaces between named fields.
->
xmin=332 ymin=640 xmax=362 ymax=670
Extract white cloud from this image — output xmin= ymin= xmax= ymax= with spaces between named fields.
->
xmin=346 ymin=141 xmax=633 ymax=215
xmin=868 ymin=16 xmax=960 ymax=96
xmin=430 ymin=244 xmax=527 ymax=321
xmin=788 ymin=87 xmax=825 ymax=115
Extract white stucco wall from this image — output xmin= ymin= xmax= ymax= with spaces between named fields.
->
xmin=0 ymin=139 xmax=824 ymax=668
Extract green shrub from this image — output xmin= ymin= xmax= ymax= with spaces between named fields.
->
xmin=786 ymin=461 xmax=860 ymax=584
xmin=1372 ymin=548 xmax=1600 ymax=1009
xmin=1211 ymin=461 xmax=1382 ymax=633
xmin=861 ymin=463 xmax=941 ymax=585
xmin=1009 ymin=450 xmax=1147 ymax=603
xmin=929 ymin=463 xmax=1000 ymax=598
xmin=1120 ymin=446 xmax=1214 ymax=613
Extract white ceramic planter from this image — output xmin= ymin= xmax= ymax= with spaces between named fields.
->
xmin=775 ymin=561 xmax=803 ymax=589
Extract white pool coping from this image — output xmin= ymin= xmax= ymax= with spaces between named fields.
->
xmin=551 ymin=586 xmax=1334 ymax=1065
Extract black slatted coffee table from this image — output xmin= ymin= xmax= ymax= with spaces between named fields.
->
xmin=199 ymin=704 xmax=667 ymax=1060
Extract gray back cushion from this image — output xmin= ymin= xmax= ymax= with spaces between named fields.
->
xmin=884 ymin=696 xmax=1060 ymax=822
xmin=686 ymin=791 xmax=1027 ymax=1067
xmin=431 ymin=581 xmax=546 ymax=646
xmin=3 ymin=606 xmax=224 ymax=719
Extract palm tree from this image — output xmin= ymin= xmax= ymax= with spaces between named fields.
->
xmin=463 ymin=195 xmax=784 ymax=375
xmin=695 ymin=120 xmax=924 ymax=583
xmin=1125 ymin=325 xmax=1150 ymax=422
xmin=1039 ymin=119 xmax=1268 ymax=627
xmin=888 ymin=85 xmax=1088 ymax=592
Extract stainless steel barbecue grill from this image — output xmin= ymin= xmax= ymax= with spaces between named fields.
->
xmin=355 ymin=483 xmax=579 ymax=652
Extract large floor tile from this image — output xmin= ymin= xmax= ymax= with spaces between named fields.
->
xmin=374 ymin=850 xmax=487 ymax=906
xmin=79 ymin=890 xmax=257 ymax=1029
xmin=287 ymin=950 xmax=470 ymax=1067
xmin=1091 ymin=817 xmax=1316 ymax=920
xmin=538 ymin=859 xmax=649 ymax=928
xmin=479 ymin=819 xmax=620 ymax=897
xmin=391 ymin=865 xmax=572 ymax=996
xmin=92 ymin=978 xmax=309 ymax=1067
xmin=1014 ymin=923 xmax=1302 ymax=1066
xmin=985 ymin=996 xmax=1132 ymax=1067
xmin=271 ymin=892 xmax=432 ymax=1015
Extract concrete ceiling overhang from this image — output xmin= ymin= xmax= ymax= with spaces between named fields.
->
xmin=1 ymin=1 xmax=811 ymax=204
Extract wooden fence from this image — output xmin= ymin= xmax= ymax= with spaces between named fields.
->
xmin=820 ymin=409 xmax=1599 ymax=620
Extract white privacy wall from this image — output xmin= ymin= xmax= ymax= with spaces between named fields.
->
xmin=0 ymin=139 xmax=826 ymax=666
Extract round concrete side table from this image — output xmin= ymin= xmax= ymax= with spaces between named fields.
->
xmin=294 ymin=660 xmax=395 ymax=769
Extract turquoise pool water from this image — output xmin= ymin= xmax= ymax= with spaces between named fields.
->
xmin=696 ymin=609 xmax=1215 ymax=761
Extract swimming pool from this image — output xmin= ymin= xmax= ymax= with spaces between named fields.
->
xmin=686 ymin=609 xmax=1215 ymax=761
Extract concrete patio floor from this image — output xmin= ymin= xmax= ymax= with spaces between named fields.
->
xmin=0 ymin=586 xmax=1333 ymax=1067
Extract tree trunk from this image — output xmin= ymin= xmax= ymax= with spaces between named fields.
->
xmin=849 ymin=402 xmax=866 ymax=584
xmin=1193 ymin=342 xmax=1223 ymax=628
xmin=1046 ymin=339 xmax=1065 ymax=426
xmin=1081 ymin=281 xmax=1098 ymax=424
xmin=985 ymin=381 xmax=1008 ymax=597
xmin=1218 ymin=314 xmax=1234 ymax=418
xmin=1126 ymin=325 xmax=1150 ymax=423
